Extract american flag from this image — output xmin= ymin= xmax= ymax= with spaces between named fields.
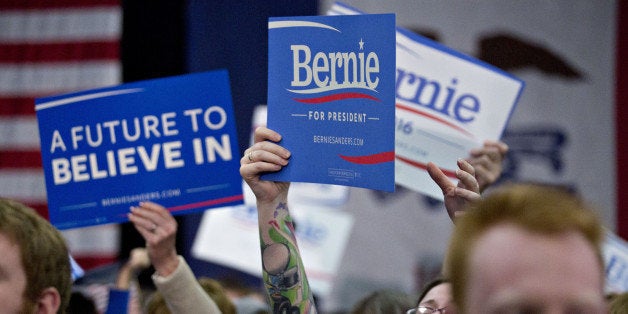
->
xmin=0 ymin=0 xmax=121 ymax=270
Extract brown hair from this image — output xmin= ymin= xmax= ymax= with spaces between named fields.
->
xmin=443 ymin=184 xmax=603 ymax=312
xmin=198 ymin=277 xmax=237 ymax=314
xmin=350 ymin=289 xmax=415 ymax=314
xmin=0 ymin=198 xmax=72 ymax=313
xmin=416 ymin=276 xmax=449 ymax=306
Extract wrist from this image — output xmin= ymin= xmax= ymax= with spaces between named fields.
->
xmin=153 ymin=251 xmax=179 ymax=277
xmin=257 ymin=197 xmax=288 ymax=218
xmin=259 ymin=191 xmax=288 ymax=207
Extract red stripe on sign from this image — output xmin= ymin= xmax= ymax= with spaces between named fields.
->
xmin=0 ymin=0 xmax=119 ymax=10
xmin=168 ymin=194 xmax=245 ymax=212
xmin=396 ymin=102 xmax=475 ymax=139
xmin=294 ymin=92 xmax=380 ymax=104
xmin=339 ymin=151 xmax=395 ymax=164
xmin=0 ymin=98 xmax=36 ymax=115
xmin=0 ymin=151 xmax=42 ymax=168
xmin=0 ymin=41 xmax=119 ymax=63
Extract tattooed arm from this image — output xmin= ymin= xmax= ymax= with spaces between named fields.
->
xmin=240 ymin=126 xmax=317 ymax=314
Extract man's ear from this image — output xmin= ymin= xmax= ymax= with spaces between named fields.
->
xmin=36 ymin=287 xmax=61 ymax=314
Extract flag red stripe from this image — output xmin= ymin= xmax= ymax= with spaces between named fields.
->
xmin=0 ymin=41 xmax=119 ymax=63
xmin=12 ymin=202 xmax=49 ymax=220
xmin=73 ymin=256 xmax=117 ymax=270
xmin=29 ymin=203 xmax=48 ymax=220
xmin=0 ymin=0 xmax=119 ymax=10
xmin=0 ymin=150 xmax=42 ymax=168
xmin=0 ymin=0 xmax=122 ymax=268
xmin=0 ymin=98 xmax=36 ymax=115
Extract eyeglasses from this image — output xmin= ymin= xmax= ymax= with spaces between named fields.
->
xmin=406 ymin=305 xmax=448 ymax=314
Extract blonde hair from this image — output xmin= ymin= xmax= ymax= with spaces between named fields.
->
xmin=145 ymin=277 xmax=236 ymax=314
xmin=443 ymin=184 xmax=603 ymax=312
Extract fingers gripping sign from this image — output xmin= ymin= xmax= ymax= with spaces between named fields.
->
xmin=240 ymin=127 xmax=291 ymax=203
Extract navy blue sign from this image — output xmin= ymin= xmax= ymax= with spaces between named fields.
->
xmin=35 ymin=70 xmax=243 ymax=229
xmin=264 ymin=13 xmax=396 ymax=192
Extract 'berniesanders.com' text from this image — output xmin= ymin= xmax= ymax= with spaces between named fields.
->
xmin=313 ymin=135 xmax=364 ymax=146
xmin=101 ymin=189 xmax=181 ymax=207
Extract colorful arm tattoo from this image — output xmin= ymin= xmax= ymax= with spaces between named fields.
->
xmin=260 ymin=202 xmax=317 ymax=314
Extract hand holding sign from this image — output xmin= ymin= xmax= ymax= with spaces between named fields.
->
xmin=239 ymin=127 xmax=291 ymax=205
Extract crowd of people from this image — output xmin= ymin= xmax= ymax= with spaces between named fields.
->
xmin=241 ymin=126 xmax=615 ymax=314
xmin=1 ymin=125 xmax=624 ymax=313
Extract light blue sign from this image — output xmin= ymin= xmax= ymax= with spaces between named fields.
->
xmin=36 ymin=70 xmax=243 ymax=229
xmin=265 ymin=13 xmax=396 ymax=192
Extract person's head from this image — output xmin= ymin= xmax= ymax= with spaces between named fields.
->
xmin=351 ymin=289 xmax=415 ymax=314
xmin=197 ymin=277 xmax=237 ymax=314
xmin=218 ymin=277 xmax=270 ymax=314
xmin=408 ymin=277 xmax=455 ymax=314
xmin=0 ymin=198 xmax=72 ymax=313
xmin=145 ymin=277 xmax=236 ymax=314
xmin=444 ymin=184 xmax=606 ymax=313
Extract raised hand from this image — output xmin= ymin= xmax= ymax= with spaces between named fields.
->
xmin=241 ymin=127 xmax=317 ymax=313
xmin=128 ymin=201 xmax=179 ymax=277
xmin=427 ymin=159 xmax=481 ymax=222
xmin=240 ymin=126 xmax=291 ymax=205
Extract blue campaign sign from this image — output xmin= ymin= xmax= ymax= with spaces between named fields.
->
xmin=264 ymin=13 xmax=396 ymax=192
xmin=35 ymin=70 xmax=243 ymax=229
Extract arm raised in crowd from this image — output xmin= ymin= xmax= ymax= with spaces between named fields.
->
xmin=240 ymin=126 xmax=318 ymax=314
xmin=128 ymin=202 xmax=222 ymax=314
xmin=105 ymin=247 xmax=150 ymax=314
